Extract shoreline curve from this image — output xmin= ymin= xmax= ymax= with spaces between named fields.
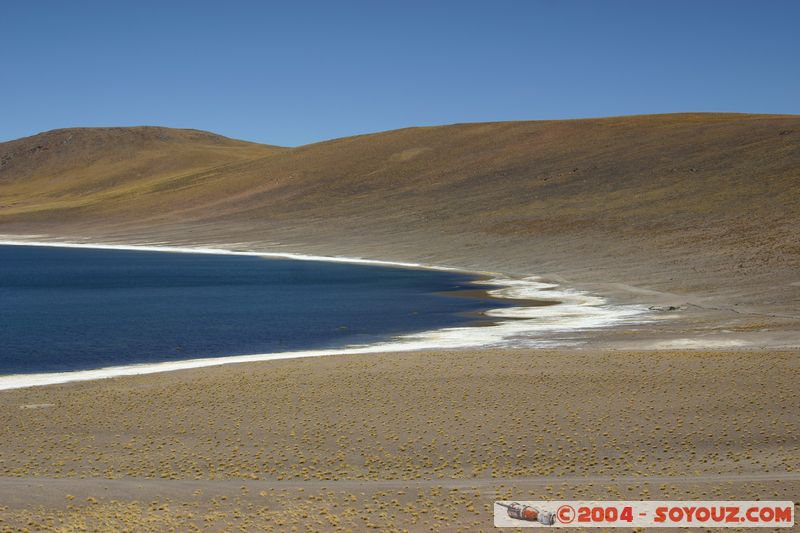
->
xmin=0 ymin=238 xmax=647 ymax=390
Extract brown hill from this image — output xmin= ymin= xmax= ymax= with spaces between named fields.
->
xmin=1 ymin=114 xmax=799 ymax=343
xmin=0 ymin=127 xmax=283 ymax=217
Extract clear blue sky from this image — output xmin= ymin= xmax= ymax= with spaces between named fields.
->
xmin=2 ymin=1 xmax=798 ymax=146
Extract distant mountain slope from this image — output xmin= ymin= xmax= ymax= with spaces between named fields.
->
xmin=1 ymin=114 xmax=799 ymax=324
xmin=0 ymin=126 xmax=283 ymax=217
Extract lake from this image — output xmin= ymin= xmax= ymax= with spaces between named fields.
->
xmin=0 ymin=244 xmax=508 ymax=375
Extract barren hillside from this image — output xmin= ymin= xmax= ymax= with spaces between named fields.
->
xmin=0 ymin=126 xmax=284 ymax=218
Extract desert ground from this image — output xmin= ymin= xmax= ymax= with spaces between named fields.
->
xmin=1 ymin=114 xmax=799 ymax=530
xmin=0 ymin=349 xmax=798 ymax=530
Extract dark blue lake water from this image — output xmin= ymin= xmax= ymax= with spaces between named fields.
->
xmin=0 ymin=245 xmax=506 ymax=375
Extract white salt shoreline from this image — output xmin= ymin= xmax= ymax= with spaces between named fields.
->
xmin=0 ymin=238 xmax=647 ymax=390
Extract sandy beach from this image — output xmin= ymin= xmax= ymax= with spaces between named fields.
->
xmin=1 ymin=348 xmax=797 ymax=530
